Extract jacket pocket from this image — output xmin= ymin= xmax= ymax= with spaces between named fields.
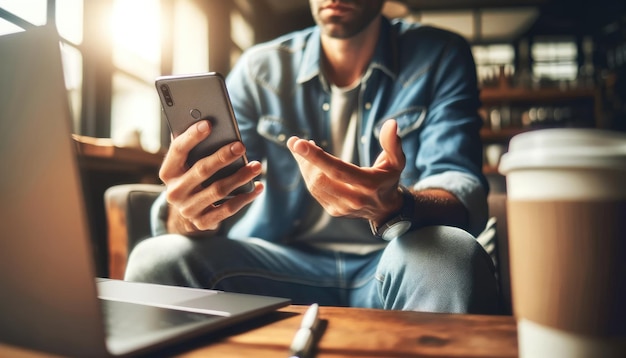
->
xmin=373 ymin=106 xmax=427 ymax=139
xmin=256 ymin=115 xmax=306 ymax=191
xmin=257 ymin=115 xmax=310 ymax=146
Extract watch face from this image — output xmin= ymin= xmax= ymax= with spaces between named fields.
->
xmin=381 ymin=221 xmax=412 ymax=241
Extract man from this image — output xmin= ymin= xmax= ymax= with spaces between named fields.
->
xmin=125 ymin=0 xmax=499 ymax=313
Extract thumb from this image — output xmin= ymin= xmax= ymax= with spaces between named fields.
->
xmin=377 ymin=119 xmax=405 ymax=170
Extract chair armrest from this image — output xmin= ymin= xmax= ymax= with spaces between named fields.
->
xmin=487 ymin=193 xmax=511 ymax=315
xmin=104 ymin=184 xmax=164 ymax=279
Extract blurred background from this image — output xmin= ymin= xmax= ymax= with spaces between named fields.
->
xmin=2 ymin=0 xmax=625 ymax=275
xmin=2 ymin=0 xmax=625 ymax=153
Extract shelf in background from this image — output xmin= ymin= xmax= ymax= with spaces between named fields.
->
xmin=480 ymin=127 xmax=529 ymax=143
xmin=480 ymin=87 xmax=596 ymax=104
xmin=73 ymin=134 xmax=165 ymax=173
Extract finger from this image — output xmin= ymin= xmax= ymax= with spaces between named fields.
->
xmin=160 ymin=120 xmax=211 ymax=182
xmin=201 ymin=160 xmax=262 ymax=205
xmin=188 ymin=182 xmax=264 ymax=231
xmin=375 ymin=119 xmax=405 ymax=170
xmin=287 ymin=136 xmax=367 ymax=183
xmin=287 ymin=145 xmax=369 ymax=216
xmin=164 ymin=140 xmax=248 ymax=206
xmin=177 ymin=159 xmax=261 ymax=223
xmin=182 ymin=141 xmax=247 ymax=190
xmin=178 ymin=159 xmax=260 ymax=217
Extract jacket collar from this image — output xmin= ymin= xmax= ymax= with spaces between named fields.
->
xmin=296 ymin=17 xmax=398 ymax=86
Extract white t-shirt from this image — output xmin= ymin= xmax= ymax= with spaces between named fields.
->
xmin=292 ymin=81 xmax=386 ymax=254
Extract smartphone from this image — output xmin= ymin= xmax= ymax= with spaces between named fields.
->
xmin=155 ymin=72 xmax=254 ymax=197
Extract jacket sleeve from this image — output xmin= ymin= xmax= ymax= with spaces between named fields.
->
xmin=413 ymin=31 xmax=488 ymax=236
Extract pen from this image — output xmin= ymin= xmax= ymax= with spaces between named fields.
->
xmin=289 ymin=303 xmax=319 ymax=358
xmin=300 ymin=303 xmax=319 ymax=331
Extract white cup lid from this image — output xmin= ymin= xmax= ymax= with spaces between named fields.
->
xmin=498 ymin=128 xmax=626 ymax=174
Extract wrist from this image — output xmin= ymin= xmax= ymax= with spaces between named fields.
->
xmin=370 ymin=186 xmax=404 ymax=227
xmin=369 ymin=185 xmax=415 ymax=241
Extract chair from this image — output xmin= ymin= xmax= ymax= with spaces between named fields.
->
xmin=104 ymin=184 xmax=164 ymax=279
xmin=104 ymin=184 xmax=511 ymax=314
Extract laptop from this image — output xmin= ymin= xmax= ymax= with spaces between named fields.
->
xmin=0 ymin=26 xmax=290 ymax=357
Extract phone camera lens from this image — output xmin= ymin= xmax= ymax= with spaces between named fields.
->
xmin=160 ymin=84 xmax=174 ymax=106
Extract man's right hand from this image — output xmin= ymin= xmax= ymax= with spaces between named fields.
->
xmin=159 ymin=120 xmax=264 ymax=236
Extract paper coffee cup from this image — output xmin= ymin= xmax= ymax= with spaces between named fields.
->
xmin=499 ymin=128 xmax=626 ymax=358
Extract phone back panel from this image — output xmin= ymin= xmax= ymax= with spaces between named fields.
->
xmin=156 ymin=73 xmax=253 ymax=196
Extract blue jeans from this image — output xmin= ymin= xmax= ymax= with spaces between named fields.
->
xmin=124 ymin=226 xmax=500 ymax=314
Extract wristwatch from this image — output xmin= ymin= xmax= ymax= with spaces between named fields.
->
xmin=369 ymin=185 xmax=415 ymax=241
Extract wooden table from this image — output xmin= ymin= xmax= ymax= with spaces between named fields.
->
xmin=160 ymin=305 xmax=519 ymax=357
xmin=0 ymin=306 xmax=518 ymax=357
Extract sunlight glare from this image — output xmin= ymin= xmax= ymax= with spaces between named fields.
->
xmin=110 ymin=0 xmax=161 ymax=64
xmin=56 ymin=0 xmax=84 ymax=44
xmin=0 ymin=0 xmax=47 ymax=25
xmin=172 ymin=0 xmax=209 ymax=74
xmin=0 ymin=17 xmax=24 ymax=35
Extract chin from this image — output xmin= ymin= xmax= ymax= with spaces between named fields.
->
xmin=322 ymin=23 xmax=361 ymax=39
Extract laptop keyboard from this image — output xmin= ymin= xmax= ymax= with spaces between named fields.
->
xmin=101 ymin=299 xmax=222 ymax=339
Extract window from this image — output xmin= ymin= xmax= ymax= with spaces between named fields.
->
xmin=1 ymin=0 xmax=213 ymax=153
xmin=110 ymin=0 xmax=162 ymax=152
xmin=531 ymin=37 xmax=578 ymax=82
xmin=0 ymin=0 xmax=84 ymax=130
xmin=57 ymin=0 xmax=84 ymax=132
xmin=0 ymin=0 xmax=47 ymax=28
xmin=172 ymin=0 xmax=209 ymax=74
xmin=59 ymin=42 xmax=83 ymax=131
xmin=230 ymin=6 xmax=253 ymax=68
xmin=472 ymin=44 xmax=515 ymax=87
xmin=0 ymin=16 xmax=25 ymax=34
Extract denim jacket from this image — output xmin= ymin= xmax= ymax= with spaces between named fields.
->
xmin=153 ymin=18 xmax=489 ymax=241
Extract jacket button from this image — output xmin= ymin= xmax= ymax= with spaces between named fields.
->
xmin=364 ymin=102 xmax=372 ymax=110
xmin=322 ymin=103 xmax=330 ymax=111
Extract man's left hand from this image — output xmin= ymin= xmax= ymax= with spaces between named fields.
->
xmin=287 ymin=119 xmax=406 ymax=224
